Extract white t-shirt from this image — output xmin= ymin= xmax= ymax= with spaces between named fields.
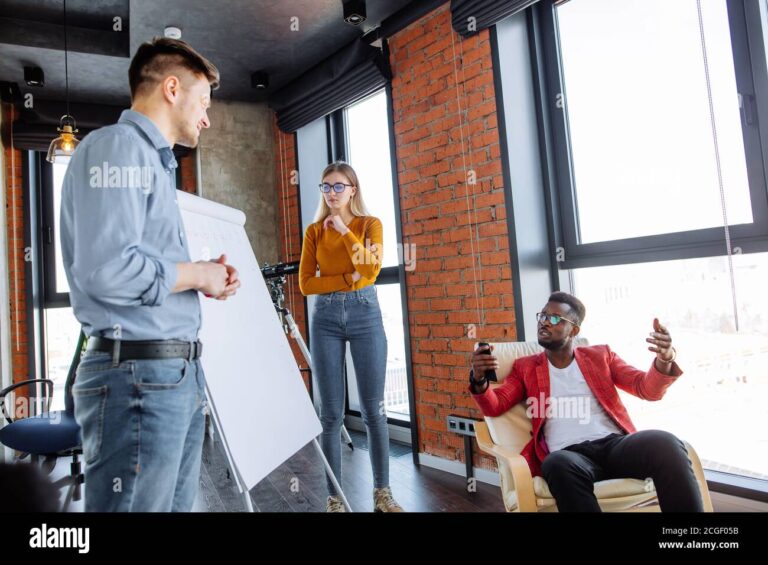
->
xmin=543 ymin=359 xmax=623 ymax=452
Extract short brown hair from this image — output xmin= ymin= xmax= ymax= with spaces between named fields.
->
xmin=128 ymin=37 xmax=220 ymax=99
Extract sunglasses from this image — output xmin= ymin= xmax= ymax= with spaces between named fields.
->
xmin=536 ymin=312 xmax=578 ymax=326
xmin=319 ymin=182 xmax=354 ymax=193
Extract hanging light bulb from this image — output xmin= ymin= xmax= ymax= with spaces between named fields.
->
xmin=47 ymin=0 xmax=79 ymax=163
xmin=46 ymin=114 xmax=79 ymax=162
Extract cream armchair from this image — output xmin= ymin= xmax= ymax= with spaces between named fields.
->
xmin=473 ymin=340 xmax=713 ymax=512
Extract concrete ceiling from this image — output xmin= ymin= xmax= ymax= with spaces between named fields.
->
xmin=0 ymin=0 xmax=416 ymax=107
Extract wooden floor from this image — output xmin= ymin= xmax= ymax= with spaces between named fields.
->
xmin=195 ymin=429 xmax=505 ymax=512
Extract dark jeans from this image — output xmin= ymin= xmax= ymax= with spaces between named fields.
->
xmin=541 ymin=430 xmax=704 ymax=512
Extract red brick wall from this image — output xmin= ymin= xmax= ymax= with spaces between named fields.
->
xmin=2 ymin=103 xmax=29 ymax=388
xmin=271 ymin=2 xmax=517 ymax=472
xmin=178 ymin=151 xmax=198 ymax=194
xmin=389 ymin=3 xmax=516 ymax=470
xmin=273 ymin=117 xmax=310 ymax=390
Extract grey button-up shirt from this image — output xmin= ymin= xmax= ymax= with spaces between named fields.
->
xmin=60 ymin=109 xmax=201 ymax=341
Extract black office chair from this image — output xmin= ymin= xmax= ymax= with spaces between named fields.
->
xmin=0 ymin=331 xmax=86 ymax=511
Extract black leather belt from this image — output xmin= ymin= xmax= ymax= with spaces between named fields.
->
xmin=87 ymin=337 xmax=203 ymax=363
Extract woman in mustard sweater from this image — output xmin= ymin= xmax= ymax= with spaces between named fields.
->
xmin=299 ymin=162 xmax=403 ymax=513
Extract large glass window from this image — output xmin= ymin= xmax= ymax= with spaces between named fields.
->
xmin=345 ymin=90 xmax=411 ymax=422
xmin=572 ymin=252 xmax=768 ymax=479
xmin=51 ymin=162 xmax=70 ymax=294
xmin=541 ymin=0 xmax=768 ymax=265
xmin=532 ymin=0 xmax=768 ymax=482
xmin=558 ymin=0 xmax=752 ymax=243
xmin=345 ymin=284 xmax=410 ymax=420
xmin=41 ymin=160 xmax=80 ymax=412
xmin=43 ymin=307 xmax=80 ymax=412
xmin=346 ymin=90 xmax=400 ymax=268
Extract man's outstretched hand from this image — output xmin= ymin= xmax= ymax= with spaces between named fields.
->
xmin=647 ymin=318 xmax=675 ymax=373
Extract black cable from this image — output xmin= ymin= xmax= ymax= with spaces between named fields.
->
xmin=64 ymin=0 xmax=69 ymax=117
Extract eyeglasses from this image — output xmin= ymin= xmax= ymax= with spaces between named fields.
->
xmin=536 ymin=312 xmax=578 ymax=326
xmin=319 ymin=182 xmax=354 ymax=193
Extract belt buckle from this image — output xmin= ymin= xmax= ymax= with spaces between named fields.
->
xmin=188 ymin=340 xmax=202 ymax=361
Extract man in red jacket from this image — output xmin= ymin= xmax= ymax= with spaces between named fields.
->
xmin=469 ymin=292 xmax=703 ymax=512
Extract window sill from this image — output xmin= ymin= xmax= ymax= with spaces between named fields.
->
xmin=705 ymin=469 xmax=768 ymax=503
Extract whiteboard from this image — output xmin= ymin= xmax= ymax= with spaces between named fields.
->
xmin=177 ymin=190 xmax=322 ymax=491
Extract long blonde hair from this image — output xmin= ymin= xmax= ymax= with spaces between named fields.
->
xmin=313 ymin=161 xmax=371 ymax=222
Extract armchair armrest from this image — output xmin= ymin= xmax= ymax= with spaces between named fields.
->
xmin=0 ymin=379 xmax=54 ymax=424
xmin=682 ymin=440 xmax=714 ymax=512
xmin=475 ymin=420 xmax=537 ymax=512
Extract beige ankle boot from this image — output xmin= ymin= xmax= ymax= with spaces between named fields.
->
xmin=373 ymin=486 xmax=404 ymax=512
xmin=326 ymin=495 xmax=346 ymax=512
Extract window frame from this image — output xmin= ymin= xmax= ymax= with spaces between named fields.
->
xmin=39 ymin=158 xmax=71 ymax=309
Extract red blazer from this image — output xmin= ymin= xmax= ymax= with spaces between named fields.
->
xmin=470 ymin=345 xmax=682 ymax=477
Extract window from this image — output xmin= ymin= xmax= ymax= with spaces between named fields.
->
xmin=540 ymin=0 xmax=768 ymax=265
xmin=43 ymin=306 xmax=81 ymax=412
xmin=345 ymin=89 xmax=412 ymax=422
xmin=346 ymin=90 xmax=400 ymax=269
xmin=37 ymin=160 xmax=81 ymax=412
xmin=51 ymin=162 xmax=71 ymax=294
xmin=345 ymin=284 xmax=411 ymax=420
xmin=533 ymin=0 xmax=768 ymax=481
xmin=558 ymin=0 xmax=752 ymax=244
xmin=572 ymin=252 xmax=768 ymax=479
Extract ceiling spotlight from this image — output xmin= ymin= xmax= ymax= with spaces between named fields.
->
xmin=251 ymin=70 xmax=269 ymax=90
xmin=24 ymin=66 xmax=45 ymax=87
xmin=343 ymin=0 xmax=366 ymax=25
xmin=164 ymin=26 xmax=182 ymax=39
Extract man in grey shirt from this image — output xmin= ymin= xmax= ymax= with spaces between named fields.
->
xmin=60 ymin=37 xmax=240 ymax=511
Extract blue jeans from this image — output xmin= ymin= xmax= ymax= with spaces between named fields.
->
xmin=310 ymin=285 xmax=389 ymax=494
xmin=72 ymin=349 xmax=207 ymax=511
